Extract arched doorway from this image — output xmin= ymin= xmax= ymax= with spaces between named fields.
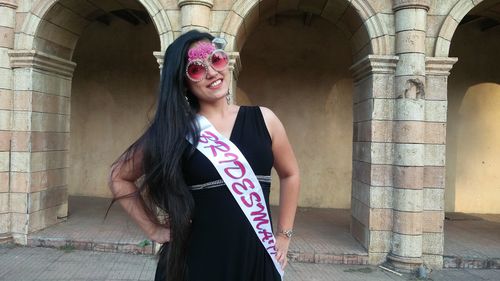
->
xmin=439 ymin=0 xmax=500 ymax=268
xmin=10 ymin=0 xmax=163 ymax=252
xmin=221 ymin=0 xmax=393 ymax=265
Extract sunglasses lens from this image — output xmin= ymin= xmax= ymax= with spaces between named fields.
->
xmin=211 ymin=50 xmax=229 ymax=71
xmin=187 ymin=62 xmax=206 ymax=81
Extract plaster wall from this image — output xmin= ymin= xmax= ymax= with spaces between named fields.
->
xmin=69 ymin=19 xmax=159 ymax=198
xmin=446 ymin=21 xmax=500 ymax=213
xmin=236 ymin=16 xmax=354 ymax=208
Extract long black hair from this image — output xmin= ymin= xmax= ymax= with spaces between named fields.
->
xmin=108 ymin=30 xmax=215 ymax=281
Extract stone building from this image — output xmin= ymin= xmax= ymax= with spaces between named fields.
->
xmin=0 ymin=0 xmax=499 ymax=272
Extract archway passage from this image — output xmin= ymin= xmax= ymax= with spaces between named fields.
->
xmin=444 ymin=0 xmax=500 ymax=268
xmin=24 ymin=0 xmax=160 ymax=253
xmin=236 ymin=3 xmax=373 ymax=264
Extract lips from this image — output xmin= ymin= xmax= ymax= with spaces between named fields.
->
xmin=208 ymin=79 xmax=223 ymax=89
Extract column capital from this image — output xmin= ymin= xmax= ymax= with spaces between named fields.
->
xmin=8 ymin=50 xmax=76 ymax=78
xmin=178 ymin=0 xmax=213 ymax=8
xmin=393 ymin=0 xmax=430 ymax=12
xmin=228 ymin=51 xmax=241 ymax=81
xmin=425 ymin=57 xmax=458 ymax=76
xmin=350 ymin=55 xmax=399 ymax=82
xmin=153 ymin=51 xmax=164 ymax=70
xmin=0 ymin=0 xmax=17 ymax=9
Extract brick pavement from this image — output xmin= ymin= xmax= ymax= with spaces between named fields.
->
xmin=1 ymin=245 xmax=500 ymax=281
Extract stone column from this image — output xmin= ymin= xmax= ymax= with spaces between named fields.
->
xmin=0 ymin=0 xmax=17 ymax=241
xmin=178 ymin=0 xmax=213 ymax=32
xmin=388 ymin=0 xmax=430 ymax=272
xmin=8 ymin=50 xmax=75 ymax=244
xmin=422 ymin=57 xmax=457 ymax=268
xmin=350 ymin=55 xmax=398 ymax=265
xmin=227 ymin=51 xmax=241 ymax=105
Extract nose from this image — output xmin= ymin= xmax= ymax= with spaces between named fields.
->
xmin=205 ymin=63 xmax=218 ymax=78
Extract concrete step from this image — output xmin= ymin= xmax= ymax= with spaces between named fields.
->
xmin=27 ymin=236 xmax=369 ymax=265
xmin=444 ymin=255 xmax=500 ymax=269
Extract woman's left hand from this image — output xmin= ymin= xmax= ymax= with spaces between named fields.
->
xmin=275 ymin=235 xmax=291 ymax=270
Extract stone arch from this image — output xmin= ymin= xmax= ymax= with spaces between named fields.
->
xmin=219 ymin=0 xmax=391 ymax=58
xmin=434 ymin=0 xmax=485 ymax=57
xmin=15 ymin=0 xmax=172 ymax=53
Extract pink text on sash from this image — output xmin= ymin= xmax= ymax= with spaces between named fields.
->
xmin=198 ymin=130 xmax=277 ymax=255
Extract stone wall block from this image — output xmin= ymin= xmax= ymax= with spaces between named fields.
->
xmin=422 ymin=232 xmax=444 ymax=255
xmin=373 ymin=98 xmax=395 ymax=120
xmin=11 ymin=131 xmax=30 ymax=151
xmin=353 ymin=99 xmax=373 ymax=122
xmin=31 ymin=132 xmax=69 ymax=152
xmin=395 ymin=53 xmax=426 ymax=76
xmin=0 ymin=192 xmax=9 ymax=212
xmin=423 ymin=188 xmax=444 ymax=210
xmin=351 ymin=216 xmax=368 ymax=249
xmin=394 ymin=143 xmax=425 ymax=166
xmin=351 ymin=198 xmax=369 ymax=226
xmin=425 ymin=122 xmax=446 ymax=144
xmin=31 ymin=151 xmax=68 ymax=172
xmin=352 ymin=179 xmax=370 ymax=206
xmin=0 ymin=212 xmax=9 ymax=232
xmin=393 ymin=188 xmax=423 ymax=212
xmin=392 ymin=233 xmax=423 ymax=258
xmin=10 ymin=172 xmax=29 ymax=193
xmin=0 ymin=151 xmax=9 ymax=172
xmin=0 ymin=26 xmax=14 ymax=48
xmin=422 ymin=210 xmax=444 ymax=233
xmin=9 ymin=192 xmax=27 ymax=213
xmin=10 ymin=212 xmax=27 ymax=233
xmin=0 ymin=130 xmax=10 ymax=151
xmin=0 ymin=48 xmax=11 ymax=67
xmin=425 ymin=100 xmax=447 ymax=122
xmin=10 ymin=151 xmax=29 ymax=172
xmin=220 ymin=11 xmax=243 ymax=36
xmin=13 ymin=91 xmax=32 ymax=111
xmin=0 ymin=89 xmax=11 ymax=112
xmin=422 ymin=254 xmax=443 ymax=269
xmin=0 ymin=68 xmax=12 ymax=89
xmin=31 ymin=112 xmax=69 ymax=132
xmin=371 ymin=142 xmax=394 ymax=165
xmin=369 ymin=208 xmax=393 ymax=231
xmin=393 ymin=166 xmax=424 ymax=189
xmin=424 ymin=144 xmax=446 ymax=166
xmin=0 ymin=109 xmax=11 ymax=131
xmin=31 ymin=168 xmax=67 ymax=193
xmin=423 ymin=166 xmax=445 ymax=188
xmin=395 ymin=8 xmax=426 ymax=32
xmin=369 ymin=230 xmax=392 ymax=252
xmin=392 ymin=121 xmax=425 ymax=143
xmin=0 ymin=172 xmax=8 ymax=192
xmin=371 ymin=120 xmax=392 ymax=142
xmin=426 ymin=75 xmax=448 ymax=100
xmin=396 ymin=30 xmax=425 ymax=54
xmin=371 ymin=186 xmax=393 ymax=209
xmin=393 ymin=210 xmax=422 ymax=235
xmin=394 ymin=99 xmax=425 ymax=121
xmin=371 ymin=164 xmax=393 ymax=187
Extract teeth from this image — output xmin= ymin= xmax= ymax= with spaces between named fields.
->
xmin=210 ymin=79 xmax=222 ymax=87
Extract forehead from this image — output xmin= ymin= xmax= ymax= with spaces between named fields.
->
xmin=187 ymin=41 xmax=215 ymax=61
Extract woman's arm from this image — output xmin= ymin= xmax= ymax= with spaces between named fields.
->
xmin=260 ymin=107 xmax=300 ymax=269
xmin=109 ymin=149 xmax=170 ymax=243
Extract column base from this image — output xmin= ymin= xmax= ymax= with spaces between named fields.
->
xmin=386 ymin=253 xmax=423 ymax=273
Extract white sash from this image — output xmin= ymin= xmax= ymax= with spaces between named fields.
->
xmin=187 ymin=115 xmax=284 ymax=278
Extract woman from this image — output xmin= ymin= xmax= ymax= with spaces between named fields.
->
xmin=108 ymin=30 xmax=300 ymax=281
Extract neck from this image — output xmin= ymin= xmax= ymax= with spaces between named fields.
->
xmin=198 ymin=96 xmax=231 ymax=118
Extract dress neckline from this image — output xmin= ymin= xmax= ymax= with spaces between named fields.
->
xmin=229 ymin=106 xmax=243 ymax=141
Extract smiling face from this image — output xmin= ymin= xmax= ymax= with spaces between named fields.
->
xmin=185 ymin=40 xmax=230 ymax=104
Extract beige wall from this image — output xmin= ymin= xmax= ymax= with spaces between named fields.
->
xmin=69 ymin=19 xmax=160 ymax=198
xmin=446 ymin=20 xmax=500 ymax=214
xmin=236 ymin=16 xmax=354 ymax=208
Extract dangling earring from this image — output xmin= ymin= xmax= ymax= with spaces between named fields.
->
xmin=226 ymin=92 xmax=231 ymax=105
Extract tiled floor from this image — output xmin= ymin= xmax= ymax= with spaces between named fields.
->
xmin=443 ymin=212 xmax=500 ymax=268
xmin=28 ymin=197 xmax=500 ymax=267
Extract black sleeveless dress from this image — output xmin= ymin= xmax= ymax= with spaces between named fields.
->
xmin=154 ymin=106 xmax=282 ymax=281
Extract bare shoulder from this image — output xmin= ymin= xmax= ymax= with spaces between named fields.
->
xmin=259 ymin=106 xmax=279 ymax=122
xmin=258 ymin=106 xmax=283 ymax=140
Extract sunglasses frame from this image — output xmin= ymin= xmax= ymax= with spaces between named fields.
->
xmin=185 ymin=49 xmax=229 ymax=82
